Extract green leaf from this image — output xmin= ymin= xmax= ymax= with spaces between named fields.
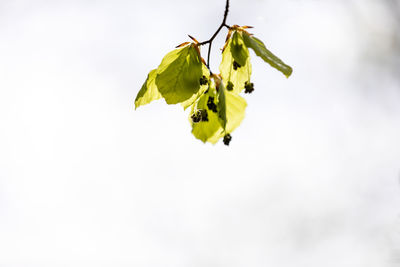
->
xmin=181 ymin=63 xmax=210 ymax=110
xmin=217 ymin=82 xmax=227 ymax=130
xmin=190 ymin=80 xmax=247 ymax=144
xmin=155 ymin=44 xmax=203 ymax=104
xmin=220 ymin=33 xmax=252 ymax=94
xmin=242 ymin=32 xmax=292 ymax=78
xmin=230 ymin=31 xmax=249 ymax=67
xmin=224 ymin=90 xmax=247 ymax=134
xmin=135 ymin=69 xmax=162 ymax=109
xmin=217 ymin=81 xmax=247 ymax=134
xmin=190 ymin=84 xmax=223 ymax=144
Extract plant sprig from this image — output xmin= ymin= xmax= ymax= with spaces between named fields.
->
xmin=135 ymin=0 xmax=293 ymax=146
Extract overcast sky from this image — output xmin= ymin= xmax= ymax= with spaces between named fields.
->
xmin=1 ymin=0 xmax=400 ymax=266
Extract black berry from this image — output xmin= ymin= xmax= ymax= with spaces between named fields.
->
xmin=233 ymin=61 xmax=241 ymax=70
xmin=226 ymin=81 xmax=234 ymax=91
xmin=207 ymin=97 xmax=218 ymax=113
xmin=244 ymin=81 xmax=254 ymax=94
xmin=199 ymin=75 xmax=208 ymax=85
xmin=223 ymin=134 xmax=232 ymax=146
xmin=191 ymin=112 xmax=201 ymax=123
xmin=191 ymin=109 xmax=208 ymax=123
xmin=199 ymin=109 xmax=208 ymax=122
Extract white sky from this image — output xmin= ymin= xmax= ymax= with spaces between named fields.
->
xmin=1 ymin=0 xmax=400 ymax=266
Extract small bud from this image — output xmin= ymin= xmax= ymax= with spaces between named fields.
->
xmin=244 ymin=81 xmax=254 ymax=94
xmin=226 ymin=81 xmax=234 ymax=91
xmin=233 ymin=61 xmax=241 ymax=70
xmin=223 ymin=134 xmax=232 ymax=146
xmin=207 ymin=96 xmax=218 ymax=113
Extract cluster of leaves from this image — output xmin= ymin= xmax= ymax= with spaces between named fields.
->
xmin=135 ymin=25 xmax=292 ymax=145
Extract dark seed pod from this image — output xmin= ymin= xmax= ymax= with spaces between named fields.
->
xmin=199 ymin=75 xmax=208 ymax=85
xmin=223 ymin=134 xmax=232 ymax=146
xmin=226 ymin=81 xmax=234 ymax=91
xmin=244 ymin=81 xmax=254 ymax=94
xmin=233 ymin=61 xmax=241 ymax=70
xmin=207 ymin=96 xmax=218 ymax=113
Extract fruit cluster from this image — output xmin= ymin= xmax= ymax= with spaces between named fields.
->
xmin=223 ymin=134 xmax=232 ymax=146
xmin=207 ymin=96 xmax=218 ymax=113
xmin=232 ymin=61 xmax=241 ymax=70
xmin=244 ymin=81 xmax=254 ymax=94
xmin=226 ymin=81 xmax=234 ymax=91
xmin=199 ymin=75 xmax=208 ymax=86
xmin=191 ymin=109 xmax=209 ymax=123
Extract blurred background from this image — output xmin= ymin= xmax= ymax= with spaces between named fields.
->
xmin=0 ymin=0 xmax=400 ymax=266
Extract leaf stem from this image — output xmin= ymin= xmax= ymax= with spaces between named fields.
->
xmin=199 ymin=0 xmax=230 ymax=73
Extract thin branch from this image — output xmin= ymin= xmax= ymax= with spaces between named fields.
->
xmin=199 ymin=0 xmax=231 ymax=72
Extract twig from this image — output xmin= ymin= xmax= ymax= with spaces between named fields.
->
xmin=199 ymin=0 xmax=231 ymax=73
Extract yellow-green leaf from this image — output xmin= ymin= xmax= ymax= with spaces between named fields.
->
xmin=190 ymin=80 xmax=247 ymax=144
xmin=217 ymin=82 xmax=227 ymax=130
xmin=217 ymin=82 xmax=247 ymax=134
xmin=220 ymin=33 xmax=252 ymax=94
xmin=181 ymin=63 xmax=210 ymax=110
xmin=224 ymin=90 xmax=247 ymax=134
xmin=190 ymin=84 xmax=223 ymax=144
xmin=242 ymin=32 xmax=292 ymax=78
xmin=135 ymin=69 xmax=162 ymax=109
xmin=230 ymin=31 xmax=249 ymax=67
xmin=155 ymin=44 xmax=203 ymax=104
